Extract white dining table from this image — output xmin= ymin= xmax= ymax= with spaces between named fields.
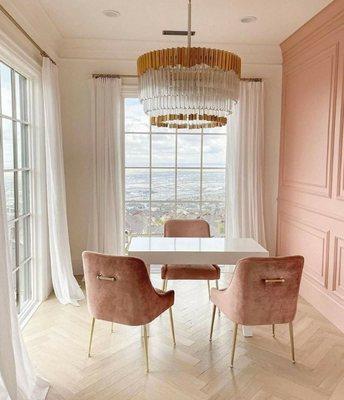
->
xmin=128 ymin=236 xmax=269 ymax=338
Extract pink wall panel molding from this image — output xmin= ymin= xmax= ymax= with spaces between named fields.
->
xmin=278 ymin=0 xmax=344 ymax=332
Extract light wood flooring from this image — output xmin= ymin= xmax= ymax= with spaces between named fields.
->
xmin=23 ymin=274 xmax=344 ymax=400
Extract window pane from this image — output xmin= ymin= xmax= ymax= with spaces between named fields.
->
xmin=125 ymin=98 xmax=149 ymax=132
xmin=16 ymin=123 xmax=29 ymax=169
xmin=17 ymin=171 xmax=30 ymax=216
xmin=8 ymin=221 xmax=16 ymax=268
xmin=177 ymin=134 xmax=201 ymax=167
xmin=151 ymin=169 xmax=174 ymax=201
xmin=176 ymin=202 xmax=200 ymax=219
xmin=202 ymin=202 xmax=225 ymax=236
xmin=18 ymin=217 xmax=31 ymax=264
xmin=203 ymin=125 xmax=227 ymax=134
xmin=151 ymin=202 xmax=175 ymax=235
xmin=125 ymin=169 xmax=149 ymax=201
xmin=0 ymin=63 xmax=12 ymax=117
xmin=152 ymin=134 xmax=175 ymax=167
xmin=126 ymin=202 xmax=150 ymax=235
xmin=2 ymin=118 xmax=14 ymax=169
xmin=15 ymin=261 xmax=32 ymax=312
xmin=15 ymin=73 xmax=27 ymax=121
xmin=151 ymin=124 xmax=173 ymax=133
xmin=15 ymin=73 xmax=21 ymax=120
xmin=13 ymin=270 xmax=19 ymax=311
xmin=177 ymin=128 xmax=202 ymax=134
xmin=177 ymin=169 xmax=200 ymax=201
xmin=202 ymin=169 xmax=225 ymax=201
xmin=125 ymin=134 xmax=149 ymax=167
xmin=203 ymin=135 xmax=226 ymax=167
xmin=4 ymin=171 xmax=15 ymax=220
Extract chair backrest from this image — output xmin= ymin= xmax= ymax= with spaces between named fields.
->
xmin=164 ymin=219 xmax=210 ymax=238
xmin=83 ymin=251 xmax=160 ymax=326
xmin=223 ymin=256 xmax=304 ymax=325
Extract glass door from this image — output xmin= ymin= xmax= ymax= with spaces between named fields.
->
xmin=0 ymin=61 xmax=33 ymax=315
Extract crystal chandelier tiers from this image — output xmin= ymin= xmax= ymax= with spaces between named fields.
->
xmin=137 ymin=0 xmax=241 ymax=130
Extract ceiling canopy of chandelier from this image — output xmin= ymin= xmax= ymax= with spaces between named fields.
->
xmin=137 ymin=0 xmax=241 ymax=130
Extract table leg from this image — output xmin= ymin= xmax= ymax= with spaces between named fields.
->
xmin=242 ymin=325 xmax=253 ymax=337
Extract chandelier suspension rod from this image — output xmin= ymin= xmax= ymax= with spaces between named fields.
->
xmin=187 ymin=0 xmax=192 ymax=48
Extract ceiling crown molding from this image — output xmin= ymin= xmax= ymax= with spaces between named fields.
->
xmin=58 ymin=38 xmax=282 ymax=65
xmin=281 ymin=0 xmax=344 ymax=57
xmin=0 ymin=0 xmax=61 ymax=61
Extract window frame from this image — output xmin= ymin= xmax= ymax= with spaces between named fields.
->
xmin=0 ymin=33 xmax=48 ymax=327
xmin=123 ymin=91 xmax=226 ymax=237
xmin=1 ymin=61 xmax=32 ymax=315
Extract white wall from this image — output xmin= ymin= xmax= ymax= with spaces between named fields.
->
xmin=58 ymin=56 xmax=282 ymax=274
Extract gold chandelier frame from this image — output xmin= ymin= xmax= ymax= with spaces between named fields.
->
xmin=137 ymin=0 xmax=241 ymax=129
xmin=137 ymin=47 xmax=241 ymax=77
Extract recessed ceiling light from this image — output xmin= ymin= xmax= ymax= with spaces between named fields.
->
xmin=102 ymin=9 xmax=120 ymax=18
xmin=241 ymin=16 xmax=257 ymax=23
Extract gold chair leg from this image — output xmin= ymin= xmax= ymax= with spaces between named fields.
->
xmin=289 ymin=322 xmax=295 ymax=364
xmin=230 ymin=322 xmax=238 ymax=368
xmin=143 ymin=325 xmax=149 ymax=372
xmin=88 ymin=317 xmax=95 ymax=357
xmin=162 ymin=279 xmax=168 ymax=291
xmin=209 ymin=304 xmax=216 ymax=341
xmin=169 ymin=307 xmax=176 ymax=346
xmin=215 ymin=280 xmax=220 ymax=315
xmin=207 ymin=280 xmax=211 ymax=300
xmin=272 ymin=324 xmax=275 ymax=338
xmin=111 ymin=322 xmax=114 ymax=333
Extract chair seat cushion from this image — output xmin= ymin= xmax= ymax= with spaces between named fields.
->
xmin=161 ymin=264 xmax=220 ymax=280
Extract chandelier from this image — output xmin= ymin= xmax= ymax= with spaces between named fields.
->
xmin=137 ymin=0 xmax=241 ymax=130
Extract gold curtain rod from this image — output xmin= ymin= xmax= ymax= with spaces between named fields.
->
xmin=92 ymin=73 xmax=262 ymax=82
xmin=0 ymin=3 xmax=56 ymax=65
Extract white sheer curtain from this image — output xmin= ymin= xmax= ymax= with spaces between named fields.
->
xmin=42 ymin=58 xmax=84 ymax=305
xmin=87 ymin=77 xmax=124 ymax=255
xmin=226 ymin=80 xmax=266 ymax=247
xmin=0 ymin=159 xmax=49 ymax=399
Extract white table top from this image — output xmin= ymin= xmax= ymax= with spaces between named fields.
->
xmin=128 ymin=237 xmax=269 ymax=265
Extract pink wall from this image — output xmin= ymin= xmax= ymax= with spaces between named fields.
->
xmin=277 ymin=0 xmax=344 ymax=332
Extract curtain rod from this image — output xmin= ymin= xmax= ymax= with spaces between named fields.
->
xmin=92 ymin=73 xmax=262 ymax=82
xmin=0 ymin=4 xmax=56 ymax=65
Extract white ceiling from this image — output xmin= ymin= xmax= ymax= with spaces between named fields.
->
xmin=37 ymin=0 xmax=332 ymax=45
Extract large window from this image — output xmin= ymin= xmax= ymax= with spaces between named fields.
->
xmin=124 ymin=98 xmax=226 ymax=237
xmin=0 ymin=61 xmax=32 ymax=314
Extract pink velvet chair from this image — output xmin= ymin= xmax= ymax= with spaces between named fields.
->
xmin=82 ymin=251 xmax=175 ymax=372
xmin=161 ymin=219 xmax=220 ymax=296
xmin=210 ymin=256 xmax=304 ymax=367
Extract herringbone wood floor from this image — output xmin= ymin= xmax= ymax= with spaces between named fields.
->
xmin=24 ymin=274 xmax=344 ymax=400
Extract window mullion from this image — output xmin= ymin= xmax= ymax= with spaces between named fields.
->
xmin=174 ymin=128 xmax=178 ymax=218
xmin=149 ymin=123 xmax=152 ymax=236
xmin=200 ymin=128 xmax=204 ymax=216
